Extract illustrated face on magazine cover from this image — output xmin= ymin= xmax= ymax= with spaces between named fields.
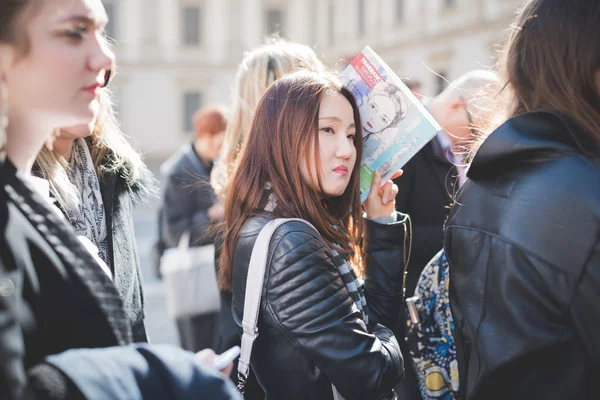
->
xmin=301 ymin=91 xmax=357 ymax=197
xmin=362 ymin=82 xmax=407 ymax=138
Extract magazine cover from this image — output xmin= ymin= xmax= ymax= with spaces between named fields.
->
xmin=341 ymin=46 xmax=442 ymax=202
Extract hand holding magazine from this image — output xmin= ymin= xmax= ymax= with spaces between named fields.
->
xmin=341 ymin=46 xmax=442 ymax=202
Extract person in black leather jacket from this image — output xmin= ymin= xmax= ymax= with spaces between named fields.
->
xmin=220 ymin=71 xmax=407 ymax=399
xmin=0 ymin=1 xmax=239 ymax=398
xmin=444 ymin=1 xmax=600 ymax=399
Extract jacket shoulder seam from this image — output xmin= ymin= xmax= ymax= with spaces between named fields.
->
xmin=446 ymin=225 xmax=568 ymax=276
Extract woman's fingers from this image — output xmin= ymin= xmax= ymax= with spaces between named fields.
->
xmin=380 ymin=181 xmax=394 ymax=205
xmin=391 ymin=169 xmax=403 ymax=180
xmin=390 ymin=183 xmax=399 ymax=202
xmin=368 ymin=171 xmax=382 ymax=200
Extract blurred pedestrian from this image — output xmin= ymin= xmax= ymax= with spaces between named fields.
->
xmin=0 ymin=1 xmax=239 ymax=398
xmin=445 ymin=1 xmax=600 ymax=399
xmin=210 ymin=37 xmax=325 ymax=397
xmin=395 ymin=70 xmax=501 ymax=300
xmin=158 ymin=105 xmax=227 ymax=352
xmin=399 ymin=72 xmax=502 ymax=400
xmin=221 ymin=70 xmax=407 ymax=400
xmin=392 ymin=70 xmax=500 ymax=399
xmin=35 ymin=87 xmax=153 ymax=343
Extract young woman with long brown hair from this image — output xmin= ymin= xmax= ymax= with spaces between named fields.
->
xmin=210 ymin=39 xmax=325 ymax=398
xmin=444 ymin=1 xmax=600 ymax=399
xmin=220 ymin=70 xmax=408 ymax=399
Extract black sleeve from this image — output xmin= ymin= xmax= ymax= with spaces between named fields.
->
xmin=0 ymin=263 xmax=83 ymax=400
xmin=28 ymin=363 xmax=85 ymax=400
xmin=570 ymin=241 xmax=600 ymax=362
xmin=0 ymin=258 xmax=34 ymax=400
xmin=363 ymin=212 xmax=409 ymax=329
xmin=266 ymin=228 xmax=403 ymax=400
xmin=45 ymin=344 xmax=241 ymax=400
xmin=0 ymin=262 xmax=238 ymax=400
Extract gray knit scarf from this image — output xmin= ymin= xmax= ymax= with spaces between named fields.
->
xmin=64 ymin=138 xmax=110 ymax=267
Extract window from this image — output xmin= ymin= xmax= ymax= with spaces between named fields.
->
xmin=444 ymin=0 xmax=457 ymax=8
xmin=396 ymin=0 xmax=404 ymax=22
xmin=183 ymin=92 xmax=202 ymax=132
xmin=436 ymin=72 xmax=448 ymax=94
xmin=265 ymin=8 xmax=283 ymax=35
xmin=104 ymin=3 xmax=117 ymax=39
xmin=182 ymin=6 xmax=202 ymax=46
xmin=357 ymin=0 xmax=365 ymax=35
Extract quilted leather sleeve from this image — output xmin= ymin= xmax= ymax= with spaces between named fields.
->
xmin=265 ymin=225 xmax=403 ymax=400
xmin=363 ymin=212 xmax=409 ymax=329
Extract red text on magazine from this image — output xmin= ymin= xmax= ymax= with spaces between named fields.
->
xmin=351 ymin=53 xmax=384 ymax=89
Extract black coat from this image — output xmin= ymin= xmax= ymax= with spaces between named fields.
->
xmin=32 ymin=152 xmax=151 ymax=343
xmin=393 ymin=138 xmax=456 ymax=297
xmin=444 ymin=111 xmax=600 ymax=400
xmin=232 ymin=215 xmax=408 ymax=400
xmin=0 ymin=161 xmax=240 ymax=400
xmin=160 ymin=144 xmax=218 ymax=249
xmin=0 ymin=160 xmax=132 ymax=398
xmin=100 ymin=168 xmax=150 ymax=342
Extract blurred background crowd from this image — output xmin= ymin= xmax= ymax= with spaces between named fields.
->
xmin=112 ymin=0 xmax=522 ymax=345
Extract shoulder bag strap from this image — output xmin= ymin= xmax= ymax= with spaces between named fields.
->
xmin=237 ymin=218 xmax=347 ymax=400
xmin=237 ymin=218 xmax=317 ymax=393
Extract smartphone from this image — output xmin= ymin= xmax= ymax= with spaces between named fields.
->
xmin=213 ymin=345 xmax=241 ymax=371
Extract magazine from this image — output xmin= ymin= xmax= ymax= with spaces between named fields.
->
xmin=340 ymin=46 xmax=442 ymax=202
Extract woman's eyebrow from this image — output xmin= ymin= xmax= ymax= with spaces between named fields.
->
xmin=319 ymin=116 xmax=342 ymax=122
xmin=59 ymin=14 xmax=108 ymax=29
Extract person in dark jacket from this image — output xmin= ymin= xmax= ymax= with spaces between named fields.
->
xmin=220 ymin=71 xmax=407 ymax=399
xmin=392 ymin=71 xmax=501 ymax=399
xmin=444 ymin=1 xmax=600 ymax=399
xmin=0 ymin=1 xmax=238 ymax=398
xmin=394 ymin=70 xmax=501 ymax=299
xmin=159 ymin=106 xmax=226 ymax=351
xmin=35 ymin=89 xmax=151 ymax=343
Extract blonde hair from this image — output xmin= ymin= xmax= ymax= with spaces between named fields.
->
xmin=35 ymin=88 xmax=150 ymax=210
xmin=210 ymin=37 xmax=325 ymax=200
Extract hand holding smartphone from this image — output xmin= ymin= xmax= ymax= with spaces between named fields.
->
xmin=213 ymin=345 xmax=241 ymax=371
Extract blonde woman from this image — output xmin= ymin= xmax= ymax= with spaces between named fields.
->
xmin=210 ymin=38 xmax=324 ymax=199
xmin=211 ymin=38 xmax=324 ymax=397
xmin=34 ymin=87 xmax=153 ymax=343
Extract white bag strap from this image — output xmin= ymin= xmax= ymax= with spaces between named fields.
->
xmin=237 ymin=219 xmax=316 ymax=385
xmin=237 ymin=218 xmax=345 ymax=400
xmin=177 ymin=231 xmax=191 ymax=252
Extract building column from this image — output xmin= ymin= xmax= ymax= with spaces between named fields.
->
xmin=240 ymin=0 xmax=262 ymax=50
xmin=157 ymin=0 xmax=179 ymax=62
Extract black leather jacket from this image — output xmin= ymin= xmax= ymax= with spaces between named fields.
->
xmin=232 ymin=214 xmax=408 ymax=399
xmin=444 ymin=111 xmax=600 ymax=400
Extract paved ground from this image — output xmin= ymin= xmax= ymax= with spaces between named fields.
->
xmin=133 ymin=164 xmax=180 ymax=346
